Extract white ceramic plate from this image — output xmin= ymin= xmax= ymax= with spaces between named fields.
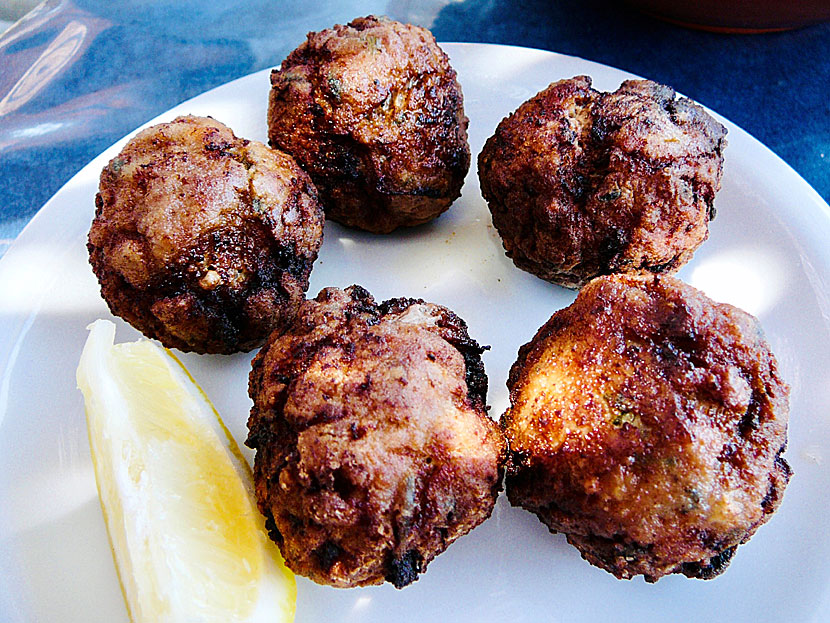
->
xmin=2 ymin=43 xmax=830 ymax=623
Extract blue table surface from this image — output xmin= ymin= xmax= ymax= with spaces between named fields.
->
xmin=1 ymin=0 xmax=828 ymax=259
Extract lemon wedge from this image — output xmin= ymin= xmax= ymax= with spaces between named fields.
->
xmin=77 ymin=319 xmax=296 ymax=623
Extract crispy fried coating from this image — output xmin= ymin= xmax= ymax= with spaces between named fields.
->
xmin=88 ymin=115 xmax=324 ymax=354
xmin=478 ymin=76 xmax=727 ymax=288
xmin=246 ymin=286 xmax=504 ymax=588
xmin=267 ymin=15 xmax=470 ymax=233
xmin=502 ymin=274 xmax=790 ymax=581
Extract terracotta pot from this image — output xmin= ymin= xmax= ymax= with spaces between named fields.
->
xmin=625 ymin=0 xmax=830 ymax=32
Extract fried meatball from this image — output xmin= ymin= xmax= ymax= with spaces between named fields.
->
xmin=267 ymin=15 xmax=470 ymax=233
xmin=88 ymin=115 xmax=324 ymax=354
xmin=502 ymin=274 xmax=790 ymax=582
xmin=478 ymin=76 xmax=727 ymax=289
xmin=246 ymin=285 xmax=504 ymax=588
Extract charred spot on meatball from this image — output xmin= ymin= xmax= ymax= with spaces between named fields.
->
xmin=246 ymin=285 xmax=504 ymax=588
xmin=267 ymin=15 xmax=470 ymax=233
xmin=501 ymin=274 xmax=790 ymax=582
xmin=87 ymin=115 xmax=324 ymax=354
xmin=478 ymin=76 xmax=727 ymax=289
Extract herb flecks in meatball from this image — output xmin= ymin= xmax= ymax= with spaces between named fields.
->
xmin=268 ymin=16 xmax=470 ymax=233
xmin=246 ymin=286 xmax=504 ymax=588
xmin=88 ymin=115 xmax=324 ymax=354
xmin=502 ymin=274 xmax=790 ymax=581
xmin=479 ymin=76 xmax=727 ymax=288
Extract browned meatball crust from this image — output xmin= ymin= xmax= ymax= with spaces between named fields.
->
xmin=246 ymin=286 xmax=504 ymax=588
xmin=502 ymin=274 xmax=790 ymax=582
xmin=88 ymin=115 xmax=324 ymax=354
xmin=267 ymin=15 xmax=470 ymax=233
xmin=478 ymin=76 xmax=727 ymax=289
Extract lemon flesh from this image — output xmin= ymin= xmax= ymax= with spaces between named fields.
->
xmin=77 ymin=319 xmax=295 ymax=623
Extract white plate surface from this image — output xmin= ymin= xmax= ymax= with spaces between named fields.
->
xmin=2 ymin=43 xmax=830 ymax=622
